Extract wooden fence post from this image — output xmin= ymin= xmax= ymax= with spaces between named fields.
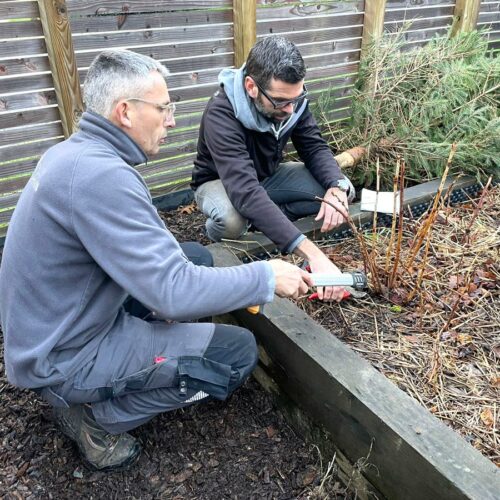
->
xmin=360 ymin=0 xmax=387 ymax=61
xmin=451 ymin=0 xmax=481 ymax=36
xmin=233 ymin=0 xmax=257 ymax=68
xmin=37 ymin=0 xmax=83 ymax=138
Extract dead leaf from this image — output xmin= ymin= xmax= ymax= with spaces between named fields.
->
xmin=299 ymin=469 xmax=317 ymax=487
xmin=457 ymin=334 xmax=473 ymax=345
xmin=266 ymin=426 xmax=278 ymax=439
xmin=480 ymin=408 xmax=494 ymax=428
xmin=490 ymin=377 xmax=500 ymax=388
xmin=178 ymin=203 xmax=197 ymax=215
xmin=172 ymin=469 xmax=193 ymax=483
xmin=448 ymin=275 xmax=464 ymax=289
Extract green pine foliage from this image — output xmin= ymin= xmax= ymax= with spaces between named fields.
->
xmin=314 ymin=28 xmax=500 ymax=189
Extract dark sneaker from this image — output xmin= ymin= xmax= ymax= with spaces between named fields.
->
xmin=53 ymin=404 xmax=141 ymax=471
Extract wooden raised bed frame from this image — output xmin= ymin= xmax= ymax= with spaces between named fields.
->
xmin=209 ymin=177 xmax=500 ymax=500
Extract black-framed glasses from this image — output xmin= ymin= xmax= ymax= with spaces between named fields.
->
xmin=253 ymin=80 xmax=308 ymax=109
xmin=125 ymin=97 xmax=176 ymax=118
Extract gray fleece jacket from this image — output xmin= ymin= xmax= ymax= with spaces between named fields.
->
xmin=0 ymin=112 xmax=274 ymax=389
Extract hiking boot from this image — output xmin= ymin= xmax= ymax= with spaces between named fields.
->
xmin=53 ymin=404 xmax=141 ymax=471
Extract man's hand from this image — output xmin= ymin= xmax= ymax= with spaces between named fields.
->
xmin=307 ymin=254 xmax=345 ymax=301
xmin=315 ymin=187 xmax=349 ymax=233
xmin=268 ymin=260 xmax=313 ymax=299
xmin=294 ymin=238 xmax=345 ymax=301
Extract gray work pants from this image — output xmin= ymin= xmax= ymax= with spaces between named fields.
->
xmin=39 ymin=243 xmax=258 ymax=434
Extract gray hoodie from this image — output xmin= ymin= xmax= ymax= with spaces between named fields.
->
xmin=0 ymin=112 xmax=274 ymax=389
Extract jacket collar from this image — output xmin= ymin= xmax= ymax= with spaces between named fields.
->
xmin=78 ymin=111 xmax=148 ymax=167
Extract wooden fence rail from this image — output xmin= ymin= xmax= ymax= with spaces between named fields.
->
xmin=0 ymin=0 xmax=498 ymax=238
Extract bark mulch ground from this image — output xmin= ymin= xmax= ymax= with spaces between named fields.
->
xmin=0 ymin=204 xmax=349 ymax=500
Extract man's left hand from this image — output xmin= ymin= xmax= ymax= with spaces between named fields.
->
xmin=315 ymin=187 xmax=349 ymax=232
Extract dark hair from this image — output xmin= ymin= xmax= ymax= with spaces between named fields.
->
xmin=245 ymin=36 xmax=306 ymax=90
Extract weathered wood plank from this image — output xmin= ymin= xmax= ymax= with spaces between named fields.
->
xmin=257 ymin=26 xmax=364 ymax=48
xmin=384 ymin=16 xmax=454 ymax=35
xmin=0 ymin=72 xmax=53 ymax=95
xmin=386 ymin=0 xmax=454 ymax=8
xmin=256 ymin=1 xmax=364 ymax=19
xmin=303 ymin=50 xmax=360 ymax=71
xmin=233 ymin=0 xmax=256 ymax=67
xmin=0 ymin=173 xmax=32 ymax=196
xmin=0 ymin=56 xmax=50 ymax=76
xmin=168 ymin=82 xmax=220 ymax=104
xmin=77 ymin=66 xmax=223 ymax=92
xmin=0 ymin=36 xmax=46 ymax=60
xmin=451 ymin=0 xmax=481 ymax=36
xmin=71 ymin=24 xmax=233 ymax=52
xmin=0 ymin=89 xmax=57 ymax=112
xmin=0 ymin=1 xmax=38 ymax=20
xmin=65 ymin=0 xmax=231 ymax=16
xmin=479 ymin=0 xmax=500 ymax=15
xmin=258 ymin=15 xmax=363 ymax=36
xmin=361 ymin=0 xmax=387 ymax=61
xmin=297 ymin=38 xmax=362 ymax=59
xmin=155 ymin=53 xmax=233 ymax=75
xmin=0 ymin=105 xmax=58 ymax=129
xmin=38 ymin=0 xmax=84 ymax=137
xmin=0 ymin=136 xmax=62 ymax=163
xmin=73 ymin=38 xmax=234 ymax=68
xmin=0 ymin=190 xmax=20 ymax=211
xmin=68 ymin=7 xmax=232 ymax=33
xmin=139 ymin=153 xmax=196 ymax=178
xmin=385 ymin=6 xmax=455 ymax=22
xmin=0 ymin=18 xmax=43 ymax=38
xmin=0 ymin=120 xmax=62 ymax=147
xmin=0 ymin=155 xmax=39 ymax=180
xmin=478 ymin=10 xmax=500 ymax=25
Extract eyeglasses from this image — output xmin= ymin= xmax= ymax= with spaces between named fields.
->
xmin=125 ymin=97 xmax=176 ymax=117
xmin=253 ymin=80 xmax=308 ymax=109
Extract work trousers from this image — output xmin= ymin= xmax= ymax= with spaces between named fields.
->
xmin=40 ymin=243 xmax=258 ymax=434
xmin=194 ymin=162 xmax=355 ymax=242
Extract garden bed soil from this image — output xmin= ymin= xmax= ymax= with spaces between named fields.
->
xmin=0 ymin=205 xmax=350 ymax=500
xmin=166 ymin=193 xmax=499 ymax=467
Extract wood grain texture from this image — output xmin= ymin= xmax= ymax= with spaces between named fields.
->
xmin=456 ymin=0 xmax=489 ymax=32
xmin=233 ymin=0 xmax=256 ymax=67
xmin=0 ymin=1 xmax=38 ymax=20
xmin=0 ymin=105 xmax=59 ymax=129
xmin=361 ymin=0 xmax=388 ymax=59
xmin=37 ymin=0 xmax=83 ymax=137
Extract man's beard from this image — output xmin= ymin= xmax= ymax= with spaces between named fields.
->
xmin=254 ymin=95 xmax=291 ymax=122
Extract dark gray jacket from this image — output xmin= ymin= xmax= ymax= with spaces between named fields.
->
xmin=0 ymin=112 xmax=273 ymax=389
xmin=192 ymin=66 xmax=344 ymax=251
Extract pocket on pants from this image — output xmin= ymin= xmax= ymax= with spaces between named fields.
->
xmin=177 ymin=356 xmax=232 ymax=401
xmin=111 ymin=359 xmax=179 ymax=398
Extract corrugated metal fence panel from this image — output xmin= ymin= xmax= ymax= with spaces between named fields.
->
xmin=256 ymin=0 xmax=365 ymax=127
xmin=66 ymin=0 xmax=233 ymax=197
xmin=479 ymin=1 xmax=500 ymax=51
xmin=0 ymin=0 xmax=64 ymax=234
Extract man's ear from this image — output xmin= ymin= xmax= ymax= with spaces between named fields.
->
xmin=244 ymin=76 xmax=258 ymax=99
xmin=114 ymin=100 xmax=133 ymax=129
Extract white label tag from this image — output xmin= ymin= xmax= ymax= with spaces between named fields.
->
xmin=360 ymin=188 xmax=400 ymax=214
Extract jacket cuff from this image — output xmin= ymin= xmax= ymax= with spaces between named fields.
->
xmin=283 ymin=234 xmax=306 ymax=254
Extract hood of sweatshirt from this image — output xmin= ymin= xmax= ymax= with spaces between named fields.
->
xmin=218 ymin=65 xmax=308 ymax=140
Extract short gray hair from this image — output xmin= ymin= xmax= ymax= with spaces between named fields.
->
xmin=83 ymin=49 xmax=170 ymax=118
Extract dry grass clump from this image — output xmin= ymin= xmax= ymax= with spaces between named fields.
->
xmin=298 ymin=183 xmax=499 ymax=465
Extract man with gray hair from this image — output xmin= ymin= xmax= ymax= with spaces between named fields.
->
xmin=0 ymin=49 xmax=311 ymax=470
xmin=192 ymin=36 xmax=355 ymax=301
